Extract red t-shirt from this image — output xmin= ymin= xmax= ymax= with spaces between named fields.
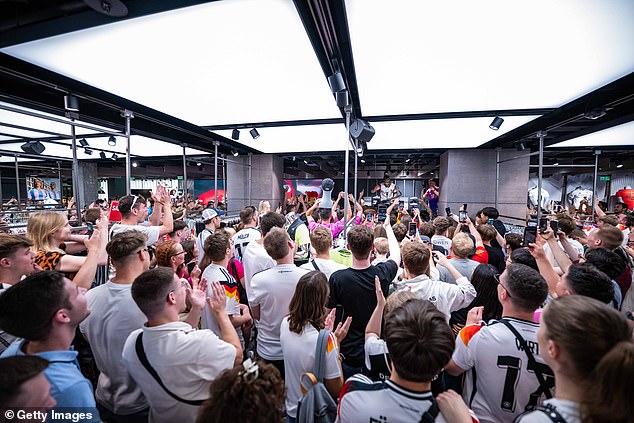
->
xmin=471 ymin=246 xmax=489 ymax=264
xmin=616 ymin=189 xmax=634 ymax=210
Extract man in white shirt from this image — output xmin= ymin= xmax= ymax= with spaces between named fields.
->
xmin=122 ymin=267 xmax=242 ymax=423
xmin=445 ymin=263 xmax=553 ymax=423
xmin=231 ymin=206 xmax=261 ymax=262
xmin=200 ymin=230 xmax=252 ymax=341
xmin=196 ymin=208 xmax=224 ymax=264
xmin=79 ymin=231 xmax=150 ymax=421
xmin=110 ymin=189 xmax=173 ymax=247
xmin=0 ymin=234 xmax=38 ymax=353
xmin=371 ymin=174 xmax=398 ymax=201
xmin=300 ymin=226 xmax=345 ymax=280
xmin=250 ymin=227 xmax=308 ymax=377
xmin=243 ymin=212 xmax=285 ymax=300
xmin=431 ymin=216 xmax=453 ymax=254
xmin=394 ymin=242 xmax=476 ymax=321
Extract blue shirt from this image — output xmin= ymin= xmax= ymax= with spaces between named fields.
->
xmin=28 ymin=188 xmax=49 ymax=201
xmin=1 ymin=340 xmax=100 ymax=421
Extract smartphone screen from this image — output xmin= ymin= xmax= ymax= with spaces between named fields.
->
xmin=408 ymin=222 xmax=417 ymax=236
xmin=550 ymin=220 xmax=559 ymax=234
xmin=459 ymin=210 xmax=467 ymax=223
xmin=487 ymin=218 xmax=494 ymax=225
xmin=523 ymin=226 xmax=538 ymax=247
xmin=539 ymin=217 xmax=549 ymax=233
xmin=367 ymin=213 xmax=373 ymax=221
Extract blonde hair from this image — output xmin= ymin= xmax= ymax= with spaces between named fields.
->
xmin=27 ymin=211 xmax=68 ymax=253
xmin=373 ymin=237 xmax=389 ymax=255
xmin=451 ymin=232 xmax=474 ymax=258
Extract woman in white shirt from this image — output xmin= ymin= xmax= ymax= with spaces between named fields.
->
xmin=280 ymin=271 xmax=351 ymax=423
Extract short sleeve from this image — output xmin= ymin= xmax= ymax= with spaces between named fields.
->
xmin=376 ymin=260 xmax=398 ymax=285
xmin=472 ymin=246 xmax=489 ymax=264
xmin=364 ymin=335 xmax=388 ymax=371
xmin=34 ymin=251 xmax=63 ymax=271
xmin=249 ymin=273 xmax=264 ymax=306
xmin=196 ymin=330 xmax=237 ymax=380
xmin=451 ymin=323 xmax=483 ymax=371
xmin=324 ymin=332 xmax=342 ymax=380
xmin=142 ymin=226 xmax=161 ymax=246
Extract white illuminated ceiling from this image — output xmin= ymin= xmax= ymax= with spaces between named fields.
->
xmin=0 ymin=136 xmax=207 ymax=159
xmin=217 ymin=115 xmax=540 ymax=153
xmin=550 ymin=121 xmax=634 ymax=148
xmin=346 ymin=0 xmax=634 ymax=116
xmin=1 ymin=0 xmax=340 ymax=127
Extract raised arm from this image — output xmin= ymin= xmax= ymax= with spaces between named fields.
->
xmin=365 ymin=276 xmax=386 ymax=340
xmin=305 ymin=198 xmax=321 ymax=221
xmin=528 ymin=238 xmax=560 ymax=298
xmin=384 ymin=214 xmax=401 ymax=266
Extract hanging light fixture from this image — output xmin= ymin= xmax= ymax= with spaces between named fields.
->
xmin=489 ymin=117 xmax=504 ymax=130
xmin=78 ymin=138 xmax=89 ymax=147
xmin=231 ymin=150 xmax=239 ymax=157
xmin=99 ymin=151 xmax=107 ymax=159
xmin=111 ymin=153 xmax=118 ymax=161
xmin=232 ymin=129 xmax=240 ymax=140
xmin=250 ymin=128 xmax=260 ymax=139
xmin=84 ymin=148 xmax=93 ymax=155
xmin=108 ymin=136 xmax=117 ymax=146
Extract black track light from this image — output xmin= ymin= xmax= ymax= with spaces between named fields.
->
xmin=99 ymin=151 xmax=107 ymax=159
xmin=108 ymin=136 xmax=117 ymax=146
xmin=250 ymin=128 xmax=260 ymax=139
xmin=489 ymin=117 xmax=504 ymax=130
xmin=232 ymin=129 xmax=240 ymax=140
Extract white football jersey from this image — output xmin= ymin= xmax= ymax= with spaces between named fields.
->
xmin=231 ymin=227 xmax=261 ymax=261
xmin=452 ymin=318 xmax=554 ymax=423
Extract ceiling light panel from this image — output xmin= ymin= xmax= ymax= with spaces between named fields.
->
xmin=0 ymin=101 xmax=108 ymax=137
xmin=346 ymin=0 xmax=634 ymax=115
xmin=367 ymin=116 xmax=541 ymax=150
xmin=550 ymin=121 xmax=634 ymax=148
xmin=2 ymin=0 xmax=340 ymax=126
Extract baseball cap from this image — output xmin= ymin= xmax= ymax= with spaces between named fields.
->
xmin=419 ymin=235 xmax=431 ymax=244
xmin=202 ymin=208 xmax=224 ymax=221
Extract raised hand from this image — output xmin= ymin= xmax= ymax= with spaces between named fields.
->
xmin=325 ymin=308 xmax=337 ymax=331
xmin=374 ymin=276 xmax=386 ymax=309
xmin=206 ymin=280 xmax=227 ymax=314
xmin=466 ymin=306 xmax=484 ymax=326
xmin=333 ymin=316 xmax=352 ymax=344
xmin=186 ymin=277 xmax=207 ymax=310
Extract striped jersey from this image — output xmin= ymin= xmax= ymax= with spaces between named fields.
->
xmin=200 ymin=263 xmax=240 ymax=337
xmin=452 ymin=318 xmax=554 ymax=423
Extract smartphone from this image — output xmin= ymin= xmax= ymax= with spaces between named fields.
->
xmin=463 ymin=203 xmax=468 ymax=212
xmin=538 ymin=217 xmax=549 ymax=233
xmin=549 ymin=220 xmax=559 ymax=234
xmin=487 ymin=218 xmax=494 ymax=225
xmin=445 ymin=207 xmax=451 ymax=216
xmin=367 ymin=213 xmax=374 ymax=221
xmin=459 ymin=210 xmax=467 ymax=223
xmin=523 ymin=226 xmax=538 ymax=247
xmin=408 ymin=222 xmax=417 ymax=237
xmin=86 ymin=222 xmax=94 ymax=237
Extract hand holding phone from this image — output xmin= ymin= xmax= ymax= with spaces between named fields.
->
xmin=459 ymin=210 xmax=467 ymax=223
xmin=408 ymin=222 xmax=417 ymax=237
xmin=523 ymin=226 xmax=538 ymax=247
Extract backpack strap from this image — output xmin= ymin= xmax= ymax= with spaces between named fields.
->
xmin=313 ymin=329 xmax=330 ymax=382
xmin=514 ymin=404 xmax=567 ymax=423
xmin=499 ymin=319 xmax=553 ymax=399
xmin=135 ymin=332 xmax=204 ymax=406
xmin=419 ymin=398 xmax=439 ymax=423
xmin=311 ymin=259 xmax=321 ymax=272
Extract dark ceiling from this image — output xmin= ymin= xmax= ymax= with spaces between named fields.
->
xmin=0 ymin=0 xmax=633 ymax=177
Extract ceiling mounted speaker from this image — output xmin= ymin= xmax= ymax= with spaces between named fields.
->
xmin=21 ymin=141 xmax=45 ymax=155
xmin=84 ymin=0 xmax=128 ymax=17
xmin=349 ymin=119 xmax=375 ymax=143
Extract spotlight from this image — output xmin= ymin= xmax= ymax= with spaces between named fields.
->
xmin=553 ymin=161 xmax=559 ymax=166
xmin=361 ymin=159 xmax=366 ymax=164
xmin=99 ymin=151 xmax=107 ymax=159
xmin=132 ymin=162 xmax=138 ymax=167
xmin=64 ymin=94 xmax=79 ymax=112
xmin=196 ymin=162 xmax=202 ymax=167
xmin=84 ymin=147 xmax=93 ymax=155
xmin=616 ymin=160 xmax=623 ymax=168
xmin=232 ymin=129 xmax=240 ymax=140
xmin=489 ymin=117 xmax=504 ymax=130
xmin=349 ymin=119 xmax=375 ymax=143
xmin=250 ymin=128 xmax=260 ymax=139
xmin=20 ymin=140 xmax=45 ymax=155
xmin=336 ymin=90 xmax=349 ymax=107
xmin=111 ymin=153 xmax=118 ymax=161
xmin=327 ymin=72 xmax=346 ymax=93
xmin=108 ymin=136 xmax=117 ymax=146
xmin=516 ymin=142 xmax=526 ymax=151
xmin=405 ymin=158 xmax=411 ymax=163
xmin=231 ymin=150 xmax=239 ymax=157
xmin=357 ymin=148 xmax=364 ymax=158
xmin=79 ymin=138 xmax=89 ymax=147
xmin=583 ymin=107 xmax=607 ymax=120
xmin=304 ymin=159 xmax=309 ymax=165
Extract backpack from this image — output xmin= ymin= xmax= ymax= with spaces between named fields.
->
xmin=296 ymin=330 xmax=338 ymax=423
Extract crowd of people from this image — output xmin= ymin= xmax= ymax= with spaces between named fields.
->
xmin=0 ymin=179 xmax=633 ymax=423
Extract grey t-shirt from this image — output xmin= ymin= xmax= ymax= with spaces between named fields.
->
xmin=437 ymin=258 xmax=479 ymax=284
xmin=515 ymin=399 xmax=580 ymax=423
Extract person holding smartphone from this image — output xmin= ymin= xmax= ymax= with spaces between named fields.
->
xmin=421 ymin=179 xmax=440 ymax=217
